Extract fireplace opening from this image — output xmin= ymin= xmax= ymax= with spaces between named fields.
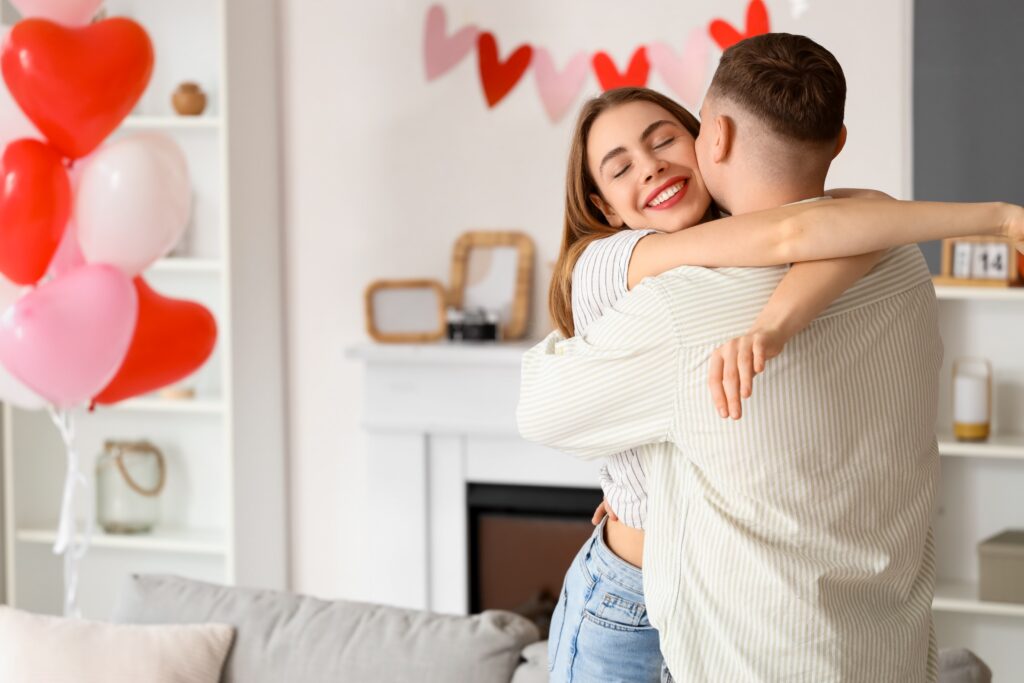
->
xmin=467 ymin=483 xmax=602 ymax=638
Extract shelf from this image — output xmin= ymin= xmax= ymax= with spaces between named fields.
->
xmin=16 ymin=527 xmax=226 ymax=556
xmin=934 ymin=285 xmax=1024 ymax=301
xmin=938 ymin=433 xmax=1024 ymax=460
xmin=149 ymin=257 xmax=223 ymax=274
xmin=933 ymin=580 xmax=1024 ymax=617
xmin=102 ymin=398 xmax=224 ymax=415
xmin=122 ymin=115 xmax=223 ymax=131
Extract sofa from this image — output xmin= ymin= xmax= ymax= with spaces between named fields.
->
xmin=111 ymin=574 xmax=991 ymax=683
xmin=112 ymin=574 xmax=547 ymax=683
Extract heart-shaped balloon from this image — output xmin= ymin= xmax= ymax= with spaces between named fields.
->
xmin=0 ymin=263 xmax=137 ymax=407
xmin=11 ymin=0 xmax=104 ymax=26
xmin=93 ymin=277 xmax=217 ymax=405
xmin=1 ymin=18 xmax=153 ymax=159
xmin=0 ymin=273 xmax=44 ymax=409
xmin=0 ymin=138 xmax=71 ymax=284
xmin=76 ymin=132 xmax=191 ymax=276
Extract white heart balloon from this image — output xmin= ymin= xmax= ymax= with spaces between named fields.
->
xmin=75 ymin=133 xmax=192 ymax=276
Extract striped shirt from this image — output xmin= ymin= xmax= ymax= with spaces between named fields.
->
xmin=572 ymin=228 xmax=656 ymax=529
xmin=518 ymin=245 xmax=941 ymax=682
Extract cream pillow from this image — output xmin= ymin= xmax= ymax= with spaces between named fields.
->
xmin=0 ymin=605 xmax=234 ymax=683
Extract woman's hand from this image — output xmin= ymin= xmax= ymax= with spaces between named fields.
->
xmin=591 ymin=499 xmax=619 ymax=525
xmin=708 ymin=327 xmax=787 ymax=419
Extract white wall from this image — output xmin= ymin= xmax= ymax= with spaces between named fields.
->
xmin=277 ymin=0 xmax=913 ymax=598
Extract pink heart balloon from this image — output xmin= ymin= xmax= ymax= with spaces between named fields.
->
xmin=10 ymin=0 xmax=103 ymax=27
xmin=532 ymin=48 xmax=590 ymax=123
xmin=0 ymin=263 xmax=137 ymax=407
xmin=423 ymin=4 xmax=478 ymax=81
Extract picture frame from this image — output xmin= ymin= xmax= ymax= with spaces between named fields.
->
xmin=449 ymin=231 xmax=534 ymax=340
xmin=935 ymin=236 xmax=1023 ymax=287
xmin=364 ymin=279 xmax=447 ymax=343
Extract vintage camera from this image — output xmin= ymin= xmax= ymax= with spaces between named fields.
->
xmin=447 ymin=307 xmax=501 ymax=342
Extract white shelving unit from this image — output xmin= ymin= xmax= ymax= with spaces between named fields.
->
xmin=930 ymin=284 xmax=1024 ymax=677
xmin=0 ymin=0 xmax=287 ymax=617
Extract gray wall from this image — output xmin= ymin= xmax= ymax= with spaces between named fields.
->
xmin=914 ymin=0 xmax=1024 ymax=271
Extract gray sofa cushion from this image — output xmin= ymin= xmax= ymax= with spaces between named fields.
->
xmin=938 ymin=648 xmax=992 ymax=683
xmin=112 ymin=575 xmax=539 ymax=683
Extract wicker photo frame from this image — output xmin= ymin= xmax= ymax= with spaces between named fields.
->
xmin=364 ymin=279 xmax=447 ymax=343
xmin=449 ymin=231 xmax=534 ymax=340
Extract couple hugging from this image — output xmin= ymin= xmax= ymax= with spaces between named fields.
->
xmin=518 ymin=33 xmax=1024 ymax=682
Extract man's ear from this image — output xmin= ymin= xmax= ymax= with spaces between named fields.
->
xmin=589 ymin=193 xmax=624 ymax=228
xmin=712 ymin=115 xmax=733 ymax=164
xmin=832 ymin=125 xmax=848 ymax=159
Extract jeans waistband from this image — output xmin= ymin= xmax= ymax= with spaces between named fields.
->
xmin=585 ymin=517 xmax=645 ymax=594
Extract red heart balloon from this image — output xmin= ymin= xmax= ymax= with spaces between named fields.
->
xmin=0 ymin=138 xmax=71 ymax=284
xmin=93 ymin=277 xmax=217 ymax=405
xmin=1 ymin=18 xmax=154 ymax=160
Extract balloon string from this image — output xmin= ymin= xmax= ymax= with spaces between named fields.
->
xmin=48 ymin=407 xmax=93 ymax=618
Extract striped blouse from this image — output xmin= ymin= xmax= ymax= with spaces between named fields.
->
xmin=571 ymin=228 xmax=656 ymax=529
xmin=519 ymin=245 xmax=941 ymax=682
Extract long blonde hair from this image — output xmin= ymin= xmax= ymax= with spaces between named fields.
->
xmin=550 ymin=88 xmax=703 ymax=338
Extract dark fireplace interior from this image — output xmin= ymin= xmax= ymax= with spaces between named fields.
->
xmin=468 ymin=483 xmax=602 ymax=638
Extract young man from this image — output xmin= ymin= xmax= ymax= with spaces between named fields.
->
xmin=520 ymin=34 xmax=942 ymax=681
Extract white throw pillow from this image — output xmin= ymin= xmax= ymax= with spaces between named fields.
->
xmin=0 ymin=605 xmax=234 ymax=683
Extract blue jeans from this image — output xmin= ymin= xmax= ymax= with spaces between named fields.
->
xmin=548 ymin=518 xmax=663 ymax=683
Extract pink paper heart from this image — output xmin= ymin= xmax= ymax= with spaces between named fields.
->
xmin=532 ymin=48 xmax=590 ymax=123
xmin=648 ymin=28 xmax=712 ymax=110
xmin=423 ymin=4 xmax=478 ymax=81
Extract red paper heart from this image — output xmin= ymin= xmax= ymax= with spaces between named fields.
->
xmin=1 ymin=18 xmax=154 ymax=160
xmin=92 ymin=277 xmax=217 ymax=405
xmin=709 ymin=0 xmax=770 ymax=50
xmin=0 ymin=139 xmax=71 ymax=285
xmin=477 ymin=31 xmax=533 ymax=108
xmin=592 ymin=47 xmax=650 ymax=91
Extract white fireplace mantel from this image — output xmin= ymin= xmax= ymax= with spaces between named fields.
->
xmin=347 ymin=342 xmax=601 ymax=614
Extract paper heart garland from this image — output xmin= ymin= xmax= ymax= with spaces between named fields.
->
xmin=477 ymin=32 xmax=533 ymax=107
xmin=592 ymin=47 xmax=650 ymax=91
xmin=648 ymin=29 xmax=712 ymax=110
xmin=425 ymin=2 xmax=776 ymax=119
xmin=709 ymin=0 xmax=771 ymax=51
xmin=532 ymin=48 xmax=589 ymax=123
xmin=423 ymin=5 xmax=478 ymax=81
xmin=93 ymin=277 xmax=217 ymax=406
xmin=1 ymin=18 xmax=154 ymax=159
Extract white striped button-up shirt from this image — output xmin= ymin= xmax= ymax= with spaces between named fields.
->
xmin=518 ymin=245 xmax=941 ymax=682
xmin=572 ymin=228 xmax=656 ymax=529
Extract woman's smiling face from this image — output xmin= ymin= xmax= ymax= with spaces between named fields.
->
xmin=586 ymin=100 xmax=711 ymax=233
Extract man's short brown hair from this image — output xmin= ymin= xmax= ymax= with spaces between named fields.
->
xmin=707 ymin=33 xmax=845 ymax=143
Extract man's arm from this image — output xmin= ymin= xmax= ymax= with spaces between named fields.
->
xmin=517 ymin=282 xmax=679 ymax=460
xmin=708 ymin=250 xmax=887 ymax=419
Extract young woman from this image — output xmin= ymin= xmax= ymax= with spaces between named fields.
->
xmin=545 ymin=86 xmax=1024 ymax=683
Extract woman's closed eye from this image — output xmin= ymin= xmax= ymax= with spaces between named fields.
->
xmin=653 ymin=136 xmax=675 ymax=149
xmin=612 ymin=163 xmax=631 ymax=179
